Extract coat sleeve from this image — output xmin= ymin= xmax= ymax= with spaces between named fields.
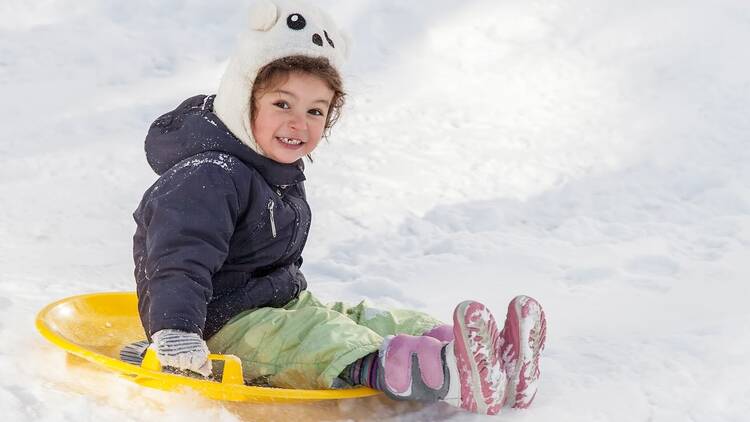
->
xmin=140 ymin=162 xmax=240 ymax=337
xmin=203 ymin=261 xmax=307 ymax=338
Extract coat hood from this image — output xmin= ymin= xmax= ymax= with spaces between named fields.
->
xmin=144 ymin=95 xmax=305 ymax=186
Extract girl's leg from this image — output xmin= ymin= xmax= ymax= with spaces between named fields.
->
xmin=330 ymin=298 xmax=452 ymax=389
xmin=327 ymin=299 xmax=446 ymax=338
xmin=206 ymin=291 xmax=382 ymax=389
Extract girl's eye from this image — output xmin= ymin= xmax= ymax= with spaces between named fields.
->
xmin=308 ymin=108 xmax=324 ymax=117
xmin=273 ymin=101 xmax=289 ymax=109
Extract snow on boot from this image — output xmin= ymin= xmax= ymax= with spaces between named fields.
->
xmin=377 ymin=334 xmax=450 ymax=402
xmin=449 ymin=300 xmax=508 ymax=415
xmin=422 ymin=324 xmax=454 ymax=343
xmin=499 ymin=295 xmax=547 ymax=409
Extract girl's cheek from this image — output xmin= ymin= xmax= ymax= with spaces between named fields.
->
xmin=315 ymin=125 xmax=326 ymax=140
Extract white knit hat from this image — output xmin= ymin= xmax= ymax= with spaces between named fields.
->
xmin=214 ymin=0 xmax=349 ymax=154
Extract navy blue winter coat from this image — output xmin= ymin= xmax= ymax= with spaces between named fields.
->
xmin=133 ymin=95 xmax=310 ymax=340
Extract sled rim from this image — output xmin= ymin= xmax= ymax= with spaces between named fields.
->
xmin=35 ymin=292 xmax=381 ymax=402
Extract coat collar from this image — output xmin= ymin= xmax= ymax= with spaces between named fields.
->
xmin=145 ymin=95 xmax=306 ymax=186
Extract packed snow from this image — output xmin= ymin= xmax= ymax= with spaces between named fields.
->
xmin=1 ymin=0 xmax=749 ymax=420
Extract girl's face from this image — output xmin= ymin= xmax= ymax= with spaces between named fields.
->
xmin=251 ymin=72 xmax=335 ymax=164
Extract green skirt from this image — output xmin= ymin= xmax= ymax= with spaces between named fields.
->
xmin=206 ymin=291 xmax=443 ymax=389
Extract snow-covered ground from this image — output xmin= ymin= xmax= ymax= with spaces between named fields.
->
xmin=1 ymin=0 xmax=749 ymax=420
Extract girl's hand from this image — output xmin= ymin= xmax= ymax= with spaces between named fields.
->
xmin=150 ymin=329 xmax=212 ymax=377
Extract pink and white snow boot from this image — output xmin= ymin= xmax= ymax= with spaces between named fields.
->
xmin=498 ymin=295 xmax=547 ymax=409
xmin=422 ymin=324 xmax=454 ymax=343
xmin=447 ymin=300 xmax=508 ymax=414
xmin=377 ymin=334 xmax=451 ymax=402
xmin=377 ymin=301 xmax=510 ymax=415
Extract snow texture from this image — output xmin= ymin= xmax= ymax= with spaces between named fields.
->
xmin=1 ymin=0 xmax=749 ymax=420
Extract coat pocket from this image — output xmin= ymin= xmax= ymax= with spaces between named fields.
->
xmin=212 ymin=270 xmax=251 ymax=298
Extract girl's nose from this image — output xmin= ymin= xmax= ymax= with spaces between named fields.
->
xmin=287 ymin=111 xmax=306 ymax=131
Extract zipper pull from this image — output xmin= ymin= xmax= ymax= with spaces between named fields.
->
xmin=267 ymin=199 xmax=277 ymax=238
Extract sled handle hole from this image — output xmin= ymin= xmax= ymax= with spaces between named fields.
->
xmin=208 ymin=353 xmax=244 ymax=385
xmin=140 ymin=349 xmax=244 ymax=385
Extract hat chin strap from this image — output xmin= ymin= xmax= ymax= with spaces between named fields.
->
xmin=241 ymin=107 xmax=265 ymax=157
xmin=213 ymin=56 xmax=264 ymax=156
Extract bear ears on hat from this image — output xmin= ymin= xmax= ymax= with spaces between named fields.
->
xmin=248 ymin=0 xmax=278 ymax=31
xmin=247 ymin=0 xmax=351 ymax=58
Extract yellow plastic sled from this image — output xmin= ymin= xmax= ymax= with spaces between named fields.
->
xmin=35 ymin=292 xmax=380 ymax=403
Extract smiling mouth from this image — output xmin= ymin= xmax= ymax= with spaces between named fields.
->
xmin=276 ymin=137 xmax=305 ymax=145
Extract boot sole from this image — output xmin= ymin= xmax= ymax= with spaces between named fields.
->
xmin=504 ymin=296 xmax=547 ymax=409
xmin=453 ymin=300 xmax=507 ymax=415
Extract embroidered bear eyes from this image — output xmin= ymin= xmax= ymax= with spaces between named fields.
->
xmin=286 ymin=13 xmax=335 ymax=49
xmin=287 ymin=14 xmax=306 ymax=30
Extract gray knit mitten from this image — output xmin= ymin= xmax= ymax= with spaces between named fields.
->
xmin=150 ymin=329 xmax=212 ymax=377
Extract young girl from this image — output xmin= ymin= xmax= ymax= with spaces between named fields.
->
xmin=131 ymin=0 xmax=546 ymax=415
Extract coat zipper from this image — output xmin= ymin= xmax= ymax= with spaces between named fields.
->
xmin=267 ymin=199 xmax=277 ymax=238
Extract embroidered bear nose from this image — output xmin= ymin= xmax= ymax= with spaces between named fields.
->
xmin=312 ymin=31 xmax=334 ymax=48
xmin=287 ymin=13 xmax=306 ymax=30
xmin=324 ymin=30 xmax=335 ymax=48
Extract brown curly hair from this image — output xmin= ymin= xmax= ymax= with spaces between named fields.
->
xmin=250 ymin=55 xmax=346 ymax=159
